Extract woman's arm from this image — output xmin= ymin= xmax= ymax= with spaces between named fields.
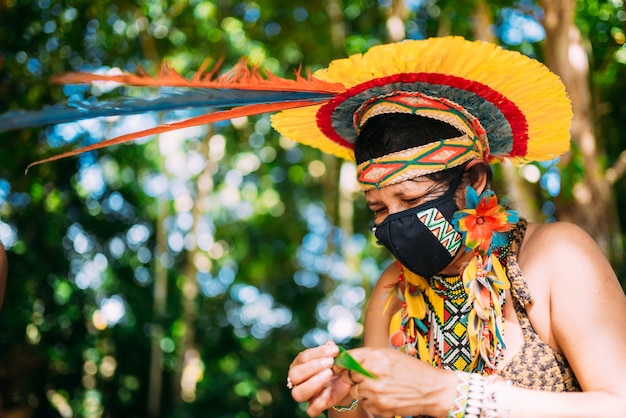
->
xmin=363 ymin=262 xmax=403 ymax=347
xmin=503 ymin=222 xmax=626 ymax=417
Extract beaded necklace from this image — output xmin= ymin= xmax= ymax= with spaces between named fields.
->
xmin=387 ymin=187 xmax=517 ymax=375
xmin=389 ymin=239 xmax=511 ymax=374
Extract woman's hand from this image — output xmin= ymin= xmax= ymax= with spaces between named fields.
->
xmin=340 ymin=347 xmax=456 ymax=418
xmin=288 ymin=341 xmax=352 ymax=417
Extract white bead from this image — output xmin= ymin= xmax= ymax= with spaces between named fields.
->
xmin=466 ymin=405 xmax=481 ymax=415
xmin=467 ymin=398 xmax=483 ymax=408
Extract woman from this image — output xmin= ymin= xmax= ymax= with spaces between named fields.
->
xmin=279 ymin=39 xmax=626 ymax=417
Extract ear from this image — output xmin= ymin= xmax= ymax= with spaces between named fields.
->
xmin=465 ymin=160 xmax=488 ymax=195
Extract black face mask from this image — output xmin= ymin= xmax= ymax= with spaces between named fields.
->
xmin=372 ymin=176 xmax=463 ymax=277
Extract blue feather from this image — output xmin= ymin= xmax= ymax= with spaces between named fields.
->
xmin=0 ymin=89 xmax=333 ymax=132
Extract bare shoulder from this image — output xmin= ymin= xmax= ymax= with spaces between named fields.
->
xmin=369 ymin=261 xmax=402 ymax=302
xmin=522 ymin=221 xmax=595 ymax=248
xmin=520 ymin=221 xmax=618 ymax=288
xmin=367 ymin=261 xmax=402 ymax=310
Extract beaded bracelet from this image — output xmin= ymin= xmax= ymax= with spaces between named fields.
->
xmin=447 ymin=371 xmax=471 ymax=418
xmin=481 ymin=376 xmax=498 ymax=418
xmin=448 ymin=372 xmax=513 ymax=418
xmin=332 ymin=399 xmax=359 ymax=412
xmin=463 ymin=373 xmax=485 ymax=418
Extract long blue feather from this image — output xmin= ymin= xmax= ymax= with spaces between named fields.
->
xmin=0 ymin=89 xmax=333 ymax=132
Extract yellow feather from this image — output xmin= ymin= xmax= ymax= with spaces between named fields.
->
xmin=389 ymin=310 xmax=403 ymax=336
xmin=462 ymin=257 xmax=478 ymax=290
xmin=417 ymin=334 xmax=431 ymax=363
xmin=467 ymin=311 xmax=480 ymax=352
xmin=270 ymin=106 xmax=355 ymax=161
xmin=404 ymin=287 xmax=426 ymax=320
xmin=490 ymin=254 xmax=510 ymax=290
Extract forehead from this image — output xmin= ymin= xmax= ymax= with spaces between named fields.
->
xmin=364 ymin=177 xmax=438 ymax=203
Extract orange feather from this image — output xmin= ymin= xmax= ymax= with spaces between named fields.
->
xmin=26 ymin=100 xmax=321 ymax=173
xmin=51 ymin=59 xmax=346 ymax=93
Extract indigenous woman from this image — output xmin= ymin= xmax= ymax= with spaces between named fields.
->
xmin=281 ymin=38 xmax=626 ymax=417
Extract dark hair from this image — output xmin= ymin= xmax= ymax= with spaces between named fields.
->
xmin=355 ymin=113 xmax=491 ymax=190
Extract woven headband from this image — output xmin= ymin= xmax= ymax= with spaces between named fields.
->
xmin=352 ymin=92 xmax=488 ymax=190
xmin=357 ymin=135 xmax=483 ymax=190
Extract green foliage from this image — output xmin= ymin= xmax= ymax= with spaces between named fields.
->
xmin=575 ymin=0 xmax=626 ymax=275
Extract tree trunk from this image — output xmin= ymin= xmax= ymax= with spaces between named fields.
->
xmin=471 ymin=0 xmax=544 ymax=222
xmin=540 ymin=0 xmax=617 ymax=255
xmin=147 ymin=194 xmax=168 ymax=418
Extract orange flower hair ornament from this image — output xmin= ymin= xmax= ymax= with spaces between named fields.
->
xmin=452 ymin=187 xmax=519 ymax=369
xmin=453 ymin=187 xmax=519 ymax=255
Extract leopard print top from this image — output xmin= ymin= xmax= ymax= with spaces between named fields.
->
xmin=498 ymin=219 xmax=581 ymax=391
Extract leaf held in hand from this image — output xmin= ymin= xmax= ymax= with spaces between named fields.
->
xmin=334 ymin=347 xmax=377 ymax=380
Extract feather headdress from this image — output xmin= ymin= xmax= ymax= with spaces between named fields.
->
xmin=0 ymin=36 xmax=572 ymax=172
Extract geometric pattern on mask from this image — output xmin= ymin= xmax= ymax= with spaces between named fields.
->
xmin=417 ymin=207 xmax=462 ymax=255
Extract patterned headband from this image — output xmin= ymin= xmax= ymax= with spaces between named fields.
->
xmin=356 ymin=134 xmax=483 ymax=191
xmin=354 ymin=92 xmax=486 ymax=139
xmin=354 ymin=92 xmax=488 ymax=191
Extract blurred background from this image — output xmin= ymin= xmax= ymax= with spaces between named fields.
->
xmin=0 ymin=0 xmax=625 ymax=416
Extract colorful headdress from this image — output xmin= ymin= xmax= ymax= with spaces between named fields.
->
xmin=0 ymin=36 xmax=571 ymax=178
xmin=271 ymin=37 xmax=572 ymax=190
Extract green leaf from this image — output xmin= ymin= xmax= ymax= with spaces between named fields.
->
xmin=334 ymin=347 xmax=377 ymax=380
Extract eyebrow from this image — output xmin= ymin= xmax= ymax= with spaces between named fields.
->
xmin=365 ymin=181 xmax=445 ymax=207
xmin=365 ymin=189 xmax=424 ymax=207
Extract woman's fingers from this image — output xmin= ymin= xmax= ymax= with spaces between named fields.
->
xmin=287 ymin=343 xmax=340 ymax=403
xmin=290 ymin=342 xmax=338 ymax=368
xmin=288 ymin=342 xmax=338 ymax=388
xmin=305 ymin=374 xmax=353 ymax=417
xmin=305 ymin=382 xmax=333 ymax=417
xmin=290 ymin=356 xmax=335 ymax=387
xmin=290 ymin=368 xmax=334 ymax=403
xmin=338 ymin=367 xmax=364 ymax=386
xmin=287 ymin=342 xmax=355 ymax=412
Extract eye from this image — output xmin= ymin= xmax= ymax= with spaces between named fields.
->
xmin=403 ymin=197 xmax=420 ymax=205
xmin=369 ymin=207 xmax=387 ymax=224
xmin=372 ymin=209 xmax=387 ymax=222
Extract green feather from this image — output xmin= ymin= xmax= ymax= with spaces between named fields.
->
xmin=334 ymin=347 xmax=378 ymax=380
